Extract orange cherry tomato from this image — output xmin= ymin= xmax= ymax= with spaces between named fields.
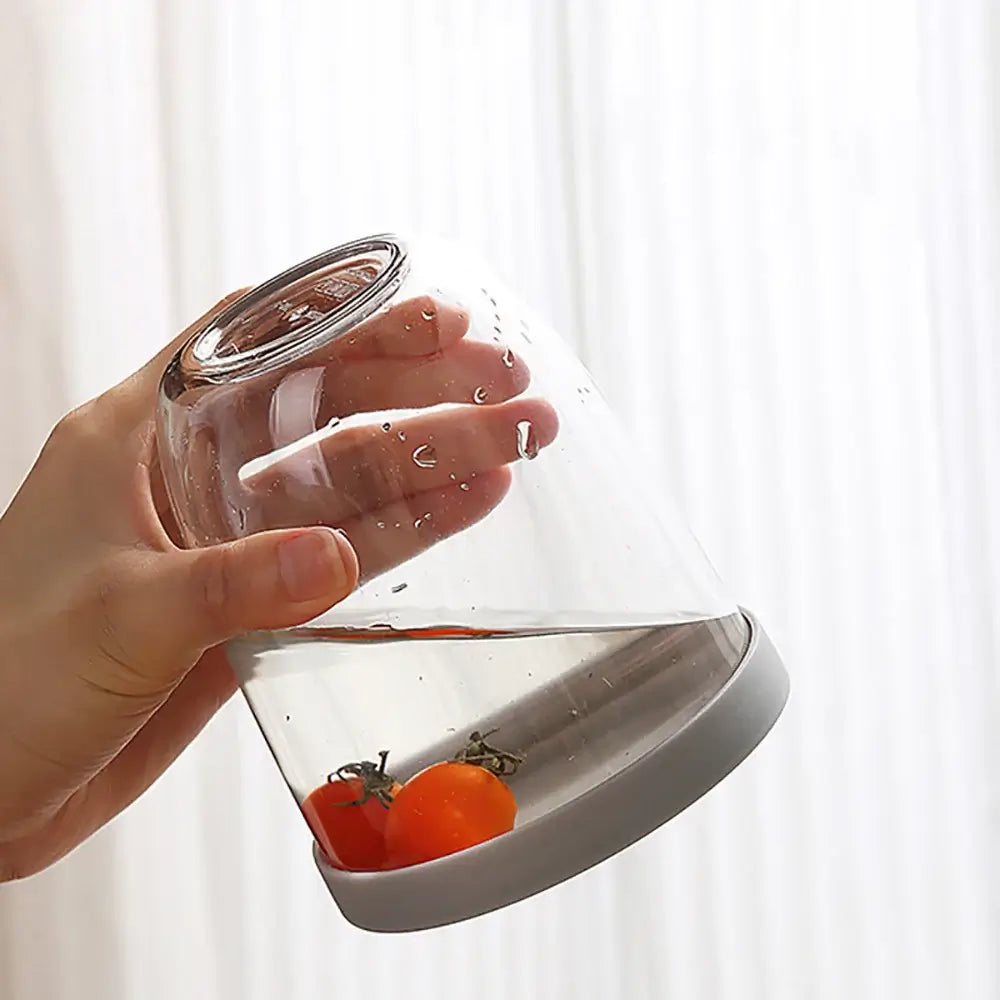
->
xmin=302 ymin=754 xmax=401 ymax=871
xmin=384 ymin=761 xmax=517 ymax=868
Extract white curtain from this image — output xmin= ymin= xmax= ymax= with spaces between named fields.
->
xmin=1 ymin=1 xmax=997 ymax=997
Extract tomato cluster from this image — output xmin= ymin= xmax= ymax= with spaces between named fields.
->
xmin=302 ymin=731 xmax=524 ymax=871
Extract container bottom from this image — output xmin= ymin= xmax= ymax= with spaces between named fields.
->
xmin=314 ymin=608 xmax=789 ymax=933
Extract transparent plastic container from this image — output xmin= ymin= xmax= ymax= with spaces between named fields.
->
xmin=156 ymin=234 xmax=788 ymax=931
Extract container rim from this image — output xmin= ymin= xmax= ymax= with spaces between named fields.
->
xmin=170 ymin=234 xmax=409 ymax=388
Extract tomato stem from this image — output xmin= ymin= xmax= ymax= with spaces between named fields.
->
xmin=328 ymin=750 xmax=398 ymax=808
xmin=453 ymin=729 xmax=525 ymax=777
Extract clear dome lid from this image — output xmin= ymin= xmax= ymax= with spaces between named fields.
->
xmin=155 ymin=235 xmax=788 ymax=932
xmin=158 ymin=234 xmax=734 ymax=633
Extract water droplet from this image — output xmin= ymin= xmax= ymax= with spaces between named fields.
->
xmin=423 ymin=511 xmax=432 ymax=521
xmin=394 ymin=522 xmax=401 ymax=528
xmin=381 ymin=422 xmax=391 ymax=432
xmin=412 ymin=444 xmax=438 ymax=468
xmin=515 ymin=420 xmax=539 ymax=460
xmin=421 ymin=309 xmax=436 ymax=321
xmin=414 ymin=517 xmax=423 ymax=528
xmin=501 ymin=347 xmax=515 ymax=368
xmin=404 ymin=323 xmax=412 ymax=331
xmin=397 ymin=430 xmax=407 ymax=441
xmin=449 ymin=473 xmax=457 ymax=480
xmin=237 ymin=508 xmax=247 ymax=531
xmin=473 ymin=386 xmax=489 ymax=404
xmin=391 ymin=582 xmax=408 ymax=594
xmin=327 ymin=416 xmax=341 ymax=429
xmin=459 ymin=482 xmax=471 ymax=491
xmin=602 ymin=676 xmax=613 ymax=689
xmin=376 ymin=521 xmax=386 ymax=529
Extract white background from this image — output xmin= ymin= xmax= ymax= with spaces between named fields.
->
xmin=0 ymin=1 xmax=997 ymax=998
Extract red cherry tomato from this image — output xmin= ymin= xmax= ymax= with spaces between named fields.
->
xmin=302 ymin=774 xmax=400 ymax=872
xmin=384 ymin=761 xmax=517 ymax=868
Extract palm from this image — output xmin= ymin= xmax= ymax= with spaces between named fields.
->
xmin=0 ymin=290 xmax=556 ymax=873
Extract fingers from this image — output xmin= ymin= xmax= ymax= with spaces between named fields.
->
xmin=335 ymin=296 xmax=470 ymax=359
xmin=118 ymin=527 xmax=359 ymax=669
xmin=319 ymin=397 xmax=558 ymax=519
xmin=339 ymin=467 xmax=513 ymax=583
xmin=0 ymin=528 xmax=357 ymax=851
xmin=226 ymin=289 xmax=469 ymax=364
xmin=315 ymin=341 xmax=531 ymax=421
xmin=263 ymin=337 xmax=532 ymax=444
xmin=120 ymin=285 xmax=479 ymax=443
xmin=242 ymin=397 xmax=559 ymax=528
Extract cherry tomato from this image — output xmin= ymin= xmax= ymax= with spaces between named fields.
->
xmin=384 ymin=761 xmax=517 ymax=868
xmin=302 ymin=754 xmax=401 ymax=871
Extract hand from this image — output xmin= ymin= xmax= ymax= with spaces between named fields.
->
xmin=0 ymin=290 xmax=557 ymax=880
xmin=162 ymin=291 xmax=559 ymax=582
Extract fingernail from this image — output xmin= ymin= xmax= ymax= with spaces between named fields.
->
xmin=277 ymin=529 xmax=350 ymax=602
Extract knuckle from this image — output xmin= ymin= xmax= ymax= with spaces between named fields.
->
xmin=342 ymin=433 xmax=397 ymax=510
xmin=355 ymin=456 xmax=395 ymax=510
xmin=192 ymin=545 xmax=240 ymax=639
xmin=45 ymin=396 xmax=123 ymax=462
xmin=46 ymin=403 xmax=95 ymax=452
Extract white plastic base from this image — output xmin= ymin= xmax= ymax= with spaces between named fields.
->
xmin=315 ymin=609 xmax=789 ymax=932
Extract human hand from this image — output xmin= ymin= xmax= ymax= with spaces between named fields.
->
xmin=0 ymin=291 xmax=556 ymax=880
xmin=161 ymin=291 xmax=559 ymax=583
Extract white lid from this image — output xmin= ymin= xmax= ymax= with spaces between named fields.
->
xmin=314 ymin=609 xmax=788 ymax=933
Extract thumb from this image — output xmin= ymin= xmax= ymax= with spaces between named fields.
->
xmin=133 ymin=527 xmax=359 ymax=670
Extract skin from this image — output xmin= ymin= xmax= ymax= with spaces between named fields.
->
xmin=0 ymin=290 xmax=557 ymax=881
